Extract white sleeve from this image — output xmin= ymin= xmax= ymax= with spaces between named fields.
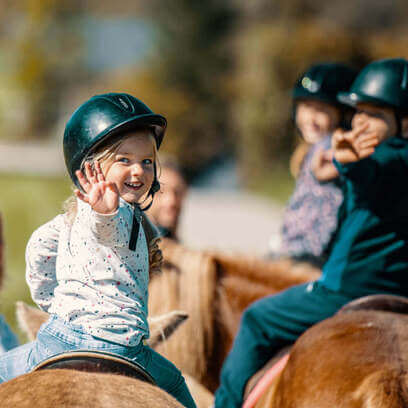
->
xmin=25 ymin=214 xmax=62 ymax=312
xmin=76 ymin=199 xmax=133 ymax=247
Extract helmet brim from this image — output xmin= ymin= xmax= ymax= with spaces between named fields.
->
xmin=91 ymin=113 xmax=167 ymax=152
xmin=293 ymin=88 xmax=341 ymax=106
xmin=337 ymin=91 xmax=396 ymax=109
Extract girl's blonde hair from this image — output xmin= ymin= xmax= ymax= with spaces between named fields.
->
xmin=64 ymin=128 xmax=159 ymax=223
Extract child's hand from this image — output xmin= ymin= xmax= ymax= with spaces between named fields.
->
xmin=311 ymin=148 xmax=339 ymax=181
xmin=332 ymin=124 xmax=379 ymax=164
xmin=75 ymin=161 xmax=119 ymax=214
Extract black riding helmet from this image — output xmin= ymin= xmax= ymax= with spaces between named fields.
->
xmin=63 ymin=93 xmax=167 ymax=251
xmin=338 ymin=58 xmax=408 ymax=134
xmin=293 ymin=63 xmax=358 ymax=106
xmin=292 ymin=63 xmax=358 ymax=130
xmin=63 ymin=93 xmax=167 ymax=189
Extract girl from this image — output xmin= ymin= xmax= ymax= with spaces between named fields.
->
xmin=0 ymin=93 xmax=196 ymax=408
xmin=273 ymin=63 xmax=357 ymax=266
xmin=215 ymin=58 xmax=408 ymax=408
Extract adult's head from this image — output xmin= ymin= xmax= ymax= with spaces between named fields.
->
xmin=293 ymin=63 xmax=358 ymax=143
xmin=146 ymin=157 xmax=188 ymax=241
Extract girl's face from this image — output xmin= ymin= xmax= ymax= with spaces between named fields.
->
xmin=101 ymin=132 xmax=155 ymax=204
xmin=295 ymin=100 xmax=341 ymax=144
xmin=352 ymin=103 xmax=398 ymax=142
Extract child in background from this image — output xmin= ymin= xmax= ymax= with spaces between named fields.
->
xmin=0 ymin=93 xmax=196 ymax=408
xmin=272 ymin=63 xmax=357 ymax=266
xmin=215 ymin=58 xmax=408 ymax=408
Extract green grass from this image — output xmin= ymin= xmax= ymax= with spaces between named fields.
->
xmin=0 ymin=173 xmax=72 ymax=340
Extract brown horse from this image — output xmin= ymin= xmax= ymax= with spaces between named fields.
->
xmin=149 ymin=238 xmax=320 ymax=391
xmin=252 ymin=298 xmax=408 ymax=408
xmin=0 ymin=369 xmax=183 ymax=407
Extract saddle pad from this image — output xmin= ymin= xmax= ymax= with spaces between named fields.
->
xmin=242 ymin=353 xmax=289 ymax=408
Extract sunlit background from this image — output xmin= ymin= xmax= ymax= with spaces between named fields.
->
xmin=1 ymin=0 xmax=408 ymax=336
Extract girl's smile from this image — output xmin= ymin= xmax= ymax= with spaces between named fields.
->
xmin=295 ymin=100 xmax=341 ymax=144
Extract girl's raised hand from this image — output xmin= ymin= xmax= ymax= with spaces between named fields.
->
xmin=75 ymin=161 xmax=119 ymax=214
xmin=332 ymin=123 xmax=378 ymax=164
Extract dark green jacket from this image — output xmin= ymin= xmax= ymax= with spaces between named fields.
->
xmin=320 ymin=136 xmax=408 ymax=297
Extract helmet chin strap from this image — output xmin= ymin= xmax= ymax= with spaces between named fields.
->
xmin=128 ymin=164 xmax=160 ymax=250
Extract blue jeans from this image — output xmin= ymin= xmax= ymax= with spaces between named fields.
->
xmin=0 ymin=315 xmax=196 ymax=408
xmin=0 ymin=315 xmax=19 ymax=354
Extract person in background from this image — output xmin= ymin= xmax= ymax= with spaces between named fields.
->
xmin=146 ymin=157 xmax=188 ymax=242
xmin=216 ymin=58 xmax=408 ymax=408
xmin=269 ymin=62 xmax=358 ymax=267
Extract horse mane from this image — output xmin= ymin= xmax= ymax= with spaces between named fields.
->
xmin=148 ymin=238 xmax=217 ymax=382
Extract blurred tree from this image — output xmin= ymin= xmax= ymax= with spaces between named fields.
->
xmin=0 ymin=1 xmax=87 ymax=140
xmin=142 ymin=0 xmax=238 ymax=180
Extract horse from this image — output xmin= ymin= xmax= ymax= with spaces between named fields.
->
xmin=0 ymin=369 xmax=183 ymax=407
xmin=249 ymin=295 xmax=408 ymax=408
xmin=149 ymin=238 xmax=320 ymax=391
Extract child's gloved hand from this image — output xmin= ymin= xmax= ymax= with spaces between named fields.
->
xmin=75 ymin=161 xmax=119 ymax=214
xmin=332 ymin=123 xmax=379 ymax=164
xmin=311 ymin=148 xmax=339 ymax=181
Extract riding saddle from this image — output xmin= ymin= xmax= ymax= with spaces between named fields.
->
xmin=32 ymin=350 xmax=156 ymax=384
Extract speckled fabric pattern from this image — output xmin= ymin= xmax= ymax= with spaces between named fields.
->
xmin=280 ymin=134 xmax=343 ymax=259
xmin=26 ymin=198 xmax=150 ymax=346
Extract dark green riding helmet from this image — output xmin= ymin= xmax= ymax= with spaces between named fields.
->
xmin=63 ymin=93 xmax=167 ymax=187
xmin=293 ymin=62 xmax=358 ymax=106
xmin=337 ymin=58 xmax=408 ymax=113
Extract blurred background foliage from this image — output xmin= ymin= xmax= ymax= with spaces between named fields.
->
xmin=2 ymin=0 xmax=408 ymax=182
xmin=1 ymin=0 xmax=408 ymax=335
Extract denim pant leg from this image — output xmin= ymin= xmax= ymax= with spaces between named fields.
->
xmin=0 ymin=341 xmax=37 ymax=383
xmin=214 ymin=282 xmax=354 ymax=408
xmin=129 ymin=345 xmax=196 ymax=408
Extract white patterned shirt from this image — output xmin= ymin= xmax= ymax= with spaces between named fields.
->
xmin=26 ymin=198 xmax=151 ymax=346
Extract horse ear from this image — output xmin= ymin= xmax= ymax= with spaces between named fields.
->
xmin=147 ymin=310 xmax=188 ymax=348
xmin=16 ymin=301 xmax=49 ymax=342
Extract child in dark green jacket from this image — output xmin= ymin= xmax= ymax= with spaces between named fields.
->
xmin=214 ymin=58 xmax=408 ymax=408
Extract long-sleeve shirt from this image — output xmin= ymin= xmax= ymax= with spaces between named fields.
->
xmin=26 ymin=198 xmax=158 ymax=346
xmin=320 ymin=136 xmax=408 ymax=297
xmin=280 ymin=135 xmax=343 ymax=261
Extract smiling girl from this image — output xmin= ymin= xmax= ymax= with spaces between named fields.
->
xmin=0 ymin=93 xmax=196 ymax=408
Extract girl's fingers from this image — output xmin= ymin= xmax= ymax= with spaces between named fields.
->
xmin=74 ymin=188 xmax=89 ymax=203
xmin=358 ymin=138 xmax=379 ymax=150
xmin=85 ymin=162 xmax=97 ymax=184
xmin=358 ymin=147 xmax=375 ymax=158
xmin=94 ymin=160 xmax=105 ymax=182
xmin=75 ymin=170 xmax=91 ymax=192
